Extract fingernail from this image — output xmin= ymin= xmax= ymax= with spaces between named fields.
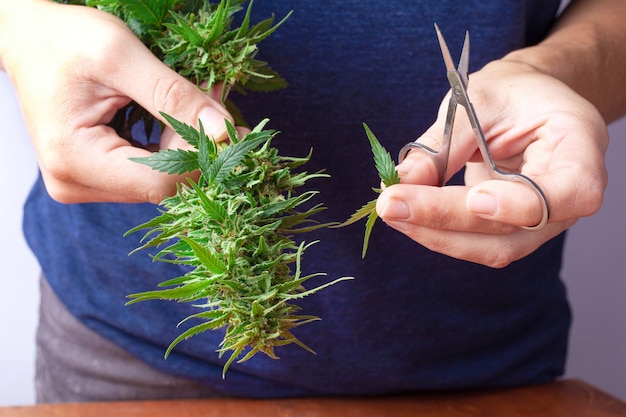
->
xmin=379 ymin=195 xmax=410 ymax=220
xmin=395 ymin=158 xmax=414 ymax=176
xmin=467 ymin=191 xmax=497 ymax=216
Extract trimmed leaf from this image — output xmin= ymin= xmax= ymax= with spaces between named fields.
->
xmin=363 ymin=123 xmax=400 ymax=187
xmin=336 ymin=124 xmax=401 ymax=258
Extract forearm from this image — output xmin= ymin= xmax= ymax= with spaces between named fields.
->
xmin=503 ymin=0 xmax=626 ymax=123
xmin=0 ymin=0 xmax=46 ymax=72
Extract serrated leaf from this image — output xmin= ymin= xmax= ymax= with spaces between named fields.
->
xmin=164 ymin=11 xmax=204 ymax=46
xmin=235 ymin=0 xmax=253 ymax=39
xmin=206 ymin=133 xmax=269 ymax=185
xmin=224 ymin=119 xmax=240 ymax=144
xmin=119 ymin=0 xmax=168 ymax=26
xmin=363 ymin=123 xmax=400 ymax=187
xmin=165 ymin=320 xmax=221 ymax=359
xmin=333 ymin=199 xmax=377 ymax=228
xmin=188 ymin=179 xmax=227 ymax=222
xmin=160 ymin=112 xmax=201 ymax=148
xmin=336 ymin=124 xmax=400 ymax=258
xmin=203 ymin=0 xmax=229 ymax=45
xmin=126 ymin=280 xmax=210 ymax=304
xmin=197 ymin=122 xmax=213 ymax=177
xmin=361 ymin=208 xmax=379 ymax=258
xmin=130 ymin=148 xmax=199 ymax=174
xmin=180 ymin=236 xmax=227 ymax=274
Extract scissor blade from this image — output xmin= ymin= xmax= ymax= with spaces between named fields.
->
xmin=458 ymin=31 xmax=470 ymax=85
xmin=434 ymin=23 xmax=455 ymax=72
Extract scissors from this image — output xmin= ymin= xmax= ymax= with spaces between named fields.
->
xmin=398 ymin=24 xmax=550 ymax=231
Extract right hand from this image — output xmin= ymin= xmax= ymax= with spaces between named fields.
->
xmin=0 ymin=1 xmax=233 ymax=204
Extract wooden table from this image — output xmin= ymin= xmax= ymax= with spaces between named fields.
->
xmin=1 ymin=379 xmax=625 ymax=417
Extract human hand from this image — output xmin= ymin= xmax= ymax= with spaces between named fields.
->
xmin=376 ymin=59 xmax=609 ymax=268
xmin=0 ymin=1 xmax=232 ymax=204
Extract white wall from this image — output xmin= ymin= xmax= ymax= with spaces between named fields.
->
xmin=563 ymin=117 xmax=626 ymax=399
xmin=1 ymin=70 xmax=626 ymax=405
xmin=0 ymin=73 xmax=39 ymax=406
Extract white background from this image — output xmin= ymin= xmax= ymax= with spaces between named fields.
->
xmin=2 ymin=64 xmax=626 ymax=405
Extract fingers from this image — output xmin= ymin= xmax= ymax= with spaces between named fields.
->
xmin=380 ymin=216 xmax=566 ymax=268
xmin=6 ymin=3 xmax=238 ymax=204
xmin=40 ymin=125 xmax=188 ymax=204
xmin=376 ymin=183 xmax=571 ymax=268
xmin=98 ymin=28 xmax=233 ymax=143
xmin=466 ymin=180 xmax=547 ymax=228
xmin=396 ymin=104 xmax=481 ymax=186
xmin=377 ymin=184 xmax=519 ymax=235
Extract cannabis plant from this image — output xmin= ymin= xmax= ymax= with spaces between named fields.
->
xmin=126 ymin=116 xmax=349 ymax=375
xmin=57 ymin=0 xmax=350 ymax=374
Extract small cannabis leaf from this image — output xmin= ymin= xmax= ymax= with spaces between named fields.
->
xmin=126 ymin=118 xmax=351 ymax=376
xmin=335 ymin=123 xmax=400 ymax=258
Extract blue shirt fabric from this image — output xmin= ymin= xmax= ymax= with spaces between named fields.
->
xmin=24 ymin=0 xmax=567 ymax=397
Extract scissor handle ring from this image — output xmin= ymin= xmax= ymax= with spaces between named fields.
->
xmin=495 ymin=171 xmax=550 ymax=231
xmin=398 ymin=142 xmax=449 ymax=187
xmin=398 ymin=142 xmax=550 ymax=231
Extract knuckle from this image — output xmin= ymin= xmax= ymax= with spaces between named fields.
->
xmin=85 ymin=23 xmax=135 ymax=71
xmin=583 ymin=177 xmax=607 ymax=216
xmin=38 ymin=141 xmax=75 ymax=185
xmin=45 ymin=184 xmax=73 ymax=204
xmin=145 ymin=187 xmax=169 ymax=205
xmin=153 ymin=76 xmax=196 ymax=119
xmin=143 ymin=175 xmax=182 ymax=205
xmin=483 ymin=246 xmax=517 ymax=269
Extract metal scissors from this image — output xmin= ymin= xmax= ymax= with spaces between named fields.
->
xmin=398 ymin=24 xmax=550 ymax=231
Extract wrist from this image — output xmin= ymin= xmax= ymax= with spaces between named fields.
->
xmin=501 ymin=28 xmax=602 ymax=102
xmin=503 ymin=0 xmax=626 ymax=123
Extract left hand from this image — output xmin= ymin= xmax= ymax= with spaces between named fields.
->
xmin=376 ymin=59 xmax=608 ymax=268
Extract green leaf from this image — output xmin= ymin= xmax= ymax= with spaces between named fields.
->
xmin=205 ymin=133 xmax=269 ymax=185
xmin=361 ymin=208 xmax=379 ymax=258
xmin=336 ymin=124 xmax=400 ymax=258
xmin=165 ymin=320 xmax=222 ymax=359
xmin=119 ymin=0 xmax=168 ymax=26
xmin=68 ymin=0 xmax=348 ymax=375
xmin=224 ymin=119 xmax=240 ymax=144
xmin=126 ymin=280 xmax=211 ymax=304
xmin=197 ymin=122 xmax=213 ymax=177
xmin=188 ymin=179 xmax=227 ymax=222
xmin=160 ymin=112 xmax=202 ymax=148
xmin=179 ymin=236 xmax=227 ymax=274
xmin=363 ymin=123 xmax=400 ymax=187
xmin=129 ymin=148 xmax=198 ymax=174
xmin=333 ymin=199 xmax=377 ymax=228
xmin=203 ymin=0 xmax=229 ymax=45
xmin=163 ymin=11 xmax=204 ymax=46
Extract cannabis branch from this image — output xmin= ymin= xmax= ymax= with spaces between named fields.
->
xmin=126 ymin=115 xmax=350 ymax=375
xmin=57 ymin=0 xmax=350 ymax=375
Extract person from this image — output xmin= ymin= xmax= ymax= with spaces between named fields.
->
xmin=0 ymin=0 xmax=624 ymax=402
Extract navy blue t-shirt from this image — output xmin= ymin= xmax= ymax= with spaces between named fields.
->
xmin=24 ymin=0 xmax=567 ymax=397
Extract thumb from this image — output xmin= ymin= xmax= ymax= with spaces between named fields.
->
xmin=397 ymin=95 xmax=478 ymax=186
xmin=466 ymin=180 xmax=548 ymax=228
